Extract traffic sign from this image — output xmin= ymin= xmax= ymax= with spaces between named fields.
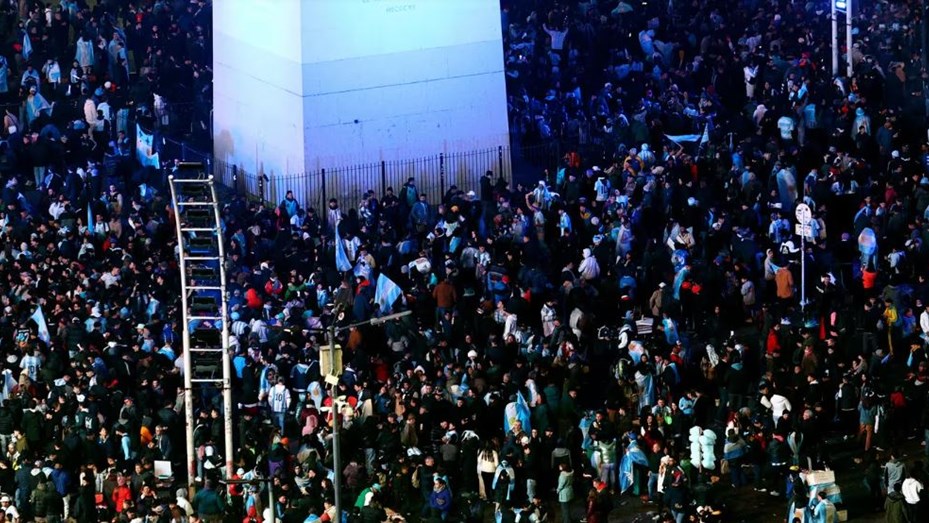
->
xmin=795 ymin=203 xmax=812 ymax=225
xmin=795 ymin=224 xmax=812 ymax=237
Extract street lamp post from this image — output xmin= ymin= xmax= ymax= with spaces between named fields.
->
xmin=832 ymin=0 xmax=839 ymax=76
xmin=223 ymin=478 xmax=277 ymax=523
xmin=834 ymin=0 xmax=853 ymax=77
xmin=846 ymin=0 xmax=854 ymax=77
xmin=323 ymin=309 xmax=412 ymax=521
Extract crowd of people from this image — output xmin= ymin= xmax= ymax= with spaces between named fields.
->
xmin=2 ymin=0 xmax=929 ymax=523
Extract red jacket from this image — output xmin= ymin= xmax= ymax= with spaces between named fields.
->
xmin=245 ymin=288 xmax=263 ymax=309
xmin=264 ymin=278 xmax=283 ymax=296
xmin=766 ymin=329 xmax=781 ymax=355
xmin=112 ymin=485 xmax=132 ymax=513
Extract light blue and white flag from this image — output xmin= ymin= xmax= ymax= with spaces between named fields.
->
xmin=22 ymin=33 xmax=32 ymax=61
xmin=334 ymin=225 xmax=352 ymax=272
xmin=374 ymin=274 xmax=403 ymax=313
xmin=619 ymin=438 xmax=650 ymax=493
xmin=30 ymin=305 xmax=50 ymax=344
xmin=503 ymin=391 xmax=531 ymax=434
xmin=666 ymin=121 xmax=712 ymax=150
xmin=135 ymin=124 xmax=161 ymax=168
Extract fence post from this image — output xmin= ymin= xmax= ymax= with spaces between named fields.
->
xmin=439 ymin=153 xmax=446 ymax=200
xmin=181 ymin=142 xmax=187 ymax=161
xmin=498 ymin=146 xmax=504 ymax=180
xmin=258 ymin=174 xmax=266 ymax=205
xmin=232 ymin=165 xmax=238 ymax=196
xmin=321 ymin=168 xmax=328 ymax=228
xmin=380 ymin=161 xmax=387 ymax=197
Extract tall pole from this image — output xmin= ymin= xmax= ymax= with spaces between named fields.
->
xmin=327 ymin=323 xmax=342 ymax=522
xmin=832 ymin=0 xmax=839 ymax=77
xmin=800 ymin=231 xmax=806 ymax=313
xmin=846 ymin=0 xmax=854 ymax=78
xmin=923 ymin=0 xmax=928 ymax=71
xmin=268 ymin=478 xmax=276 ymax=523
xmin=315 ymin=310 xmax=409 ymax=521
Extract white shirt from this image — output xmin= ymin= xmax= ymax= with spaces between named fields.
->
xmin=4 ymin=504 xmax=20 ymax=522
xmin=919 ymin=310 xmax=929 ymax=336
xmin=777 ymin=116 xmax=795 ymax=140
xmin=20 ymin=354 xmax=40 ymax=382
xmin=268 ymin=383 xmax=291 ymax=413
xmin=761 ymin=394 xmax=792 ymax=421
xmin=903 ymin=477 xmax=923 ymax=504
xmin=544 ymin=25 xmax=569 ymax=50
xmin=49 ymin=201 xmax=66 ymax=220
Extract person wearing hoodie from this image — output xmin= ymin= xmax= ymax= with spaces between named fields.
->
xmin=177 ymin=488 xmax=195 ymax=519
xmin=556 ymin=462 xmax=574 ymax=523
xmin=885 ymin=482 xmax=909 ymax=523
xmin=428 ymin=476 xmax=452 ymax=520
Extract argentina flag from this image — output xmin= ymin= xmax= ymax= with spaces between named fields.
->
xmin=619 ymin=438 xmax=649 ymax=493
xmin=30 ymin=306 xmax=50 ymax=344
xmin=374 ymin=274 xmax=403 ymax=313
xmin=503 ymin=391 xmax=531 ymax=433
xmin=22 ymin=33 xmax=32 ymax=61
xmin=334 ymin=224 xmax=352 ymax=272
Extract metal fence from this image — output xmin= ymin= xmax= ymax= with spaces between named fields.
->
xmin=148 ymin=124 xmax=615 ymax=209
xmin=209 ymin=147 xmax=511 ymax=210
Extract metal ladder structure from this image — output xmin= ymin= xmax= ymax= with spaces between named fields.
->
xmin=168 ymin=165 xmax=234 ymax=486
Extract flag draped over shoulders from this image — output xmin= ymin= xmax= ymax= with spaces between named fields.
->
xmin=620 ymin=438 xmax=649 ymax=493
xmin=504 ymin=391 xmax=531 ymax=433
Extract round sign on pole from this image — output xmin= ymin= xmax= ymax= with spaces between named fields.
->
xmin=795 ymin=203 xmax=812 ymax=225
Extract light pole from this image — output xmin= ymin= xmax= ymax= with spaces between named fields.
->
xmin=323 ymin=310 xmax=411 ymax=520
xmin=834 ymin=0 xmax=853 ymax=77
xmin=222 ymin=478 xmax=277 ymax=523
xmin=846 ymin=0 xmax=854 ymax=77
xmin=923 ymin=0 xmax=928 ymax=71
xmin=832 ymin=0 xmax=839 ymax=76
xmin=795 ymin=201 xmax=812 ymax=314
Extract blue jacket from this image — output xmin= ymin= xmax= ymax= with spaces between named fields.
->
xmin=429 ymin=487 xmax=452 ymax=514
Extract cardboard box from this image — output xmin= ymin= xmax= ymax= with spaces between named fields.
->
xmin=837 ymin=509 xmax=848 ymax=522
xmin=805 ymin=470 xmax=835 ymax=486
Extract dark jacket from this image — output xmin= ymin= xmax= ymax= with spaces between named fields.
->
xmin=884 ymin=491 xmax=909 ymax=523
xmin=359 ymin=504 xmax=388 ymax=523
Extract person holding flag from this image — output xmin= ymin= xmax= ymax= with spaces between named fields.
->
xmin=334 ymin=219 xmax=352 ymax=273
xmin=374 ymin=273 xmax=404 ymax=314
xmin=29 ymin=305 xmax=51 ymax=346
